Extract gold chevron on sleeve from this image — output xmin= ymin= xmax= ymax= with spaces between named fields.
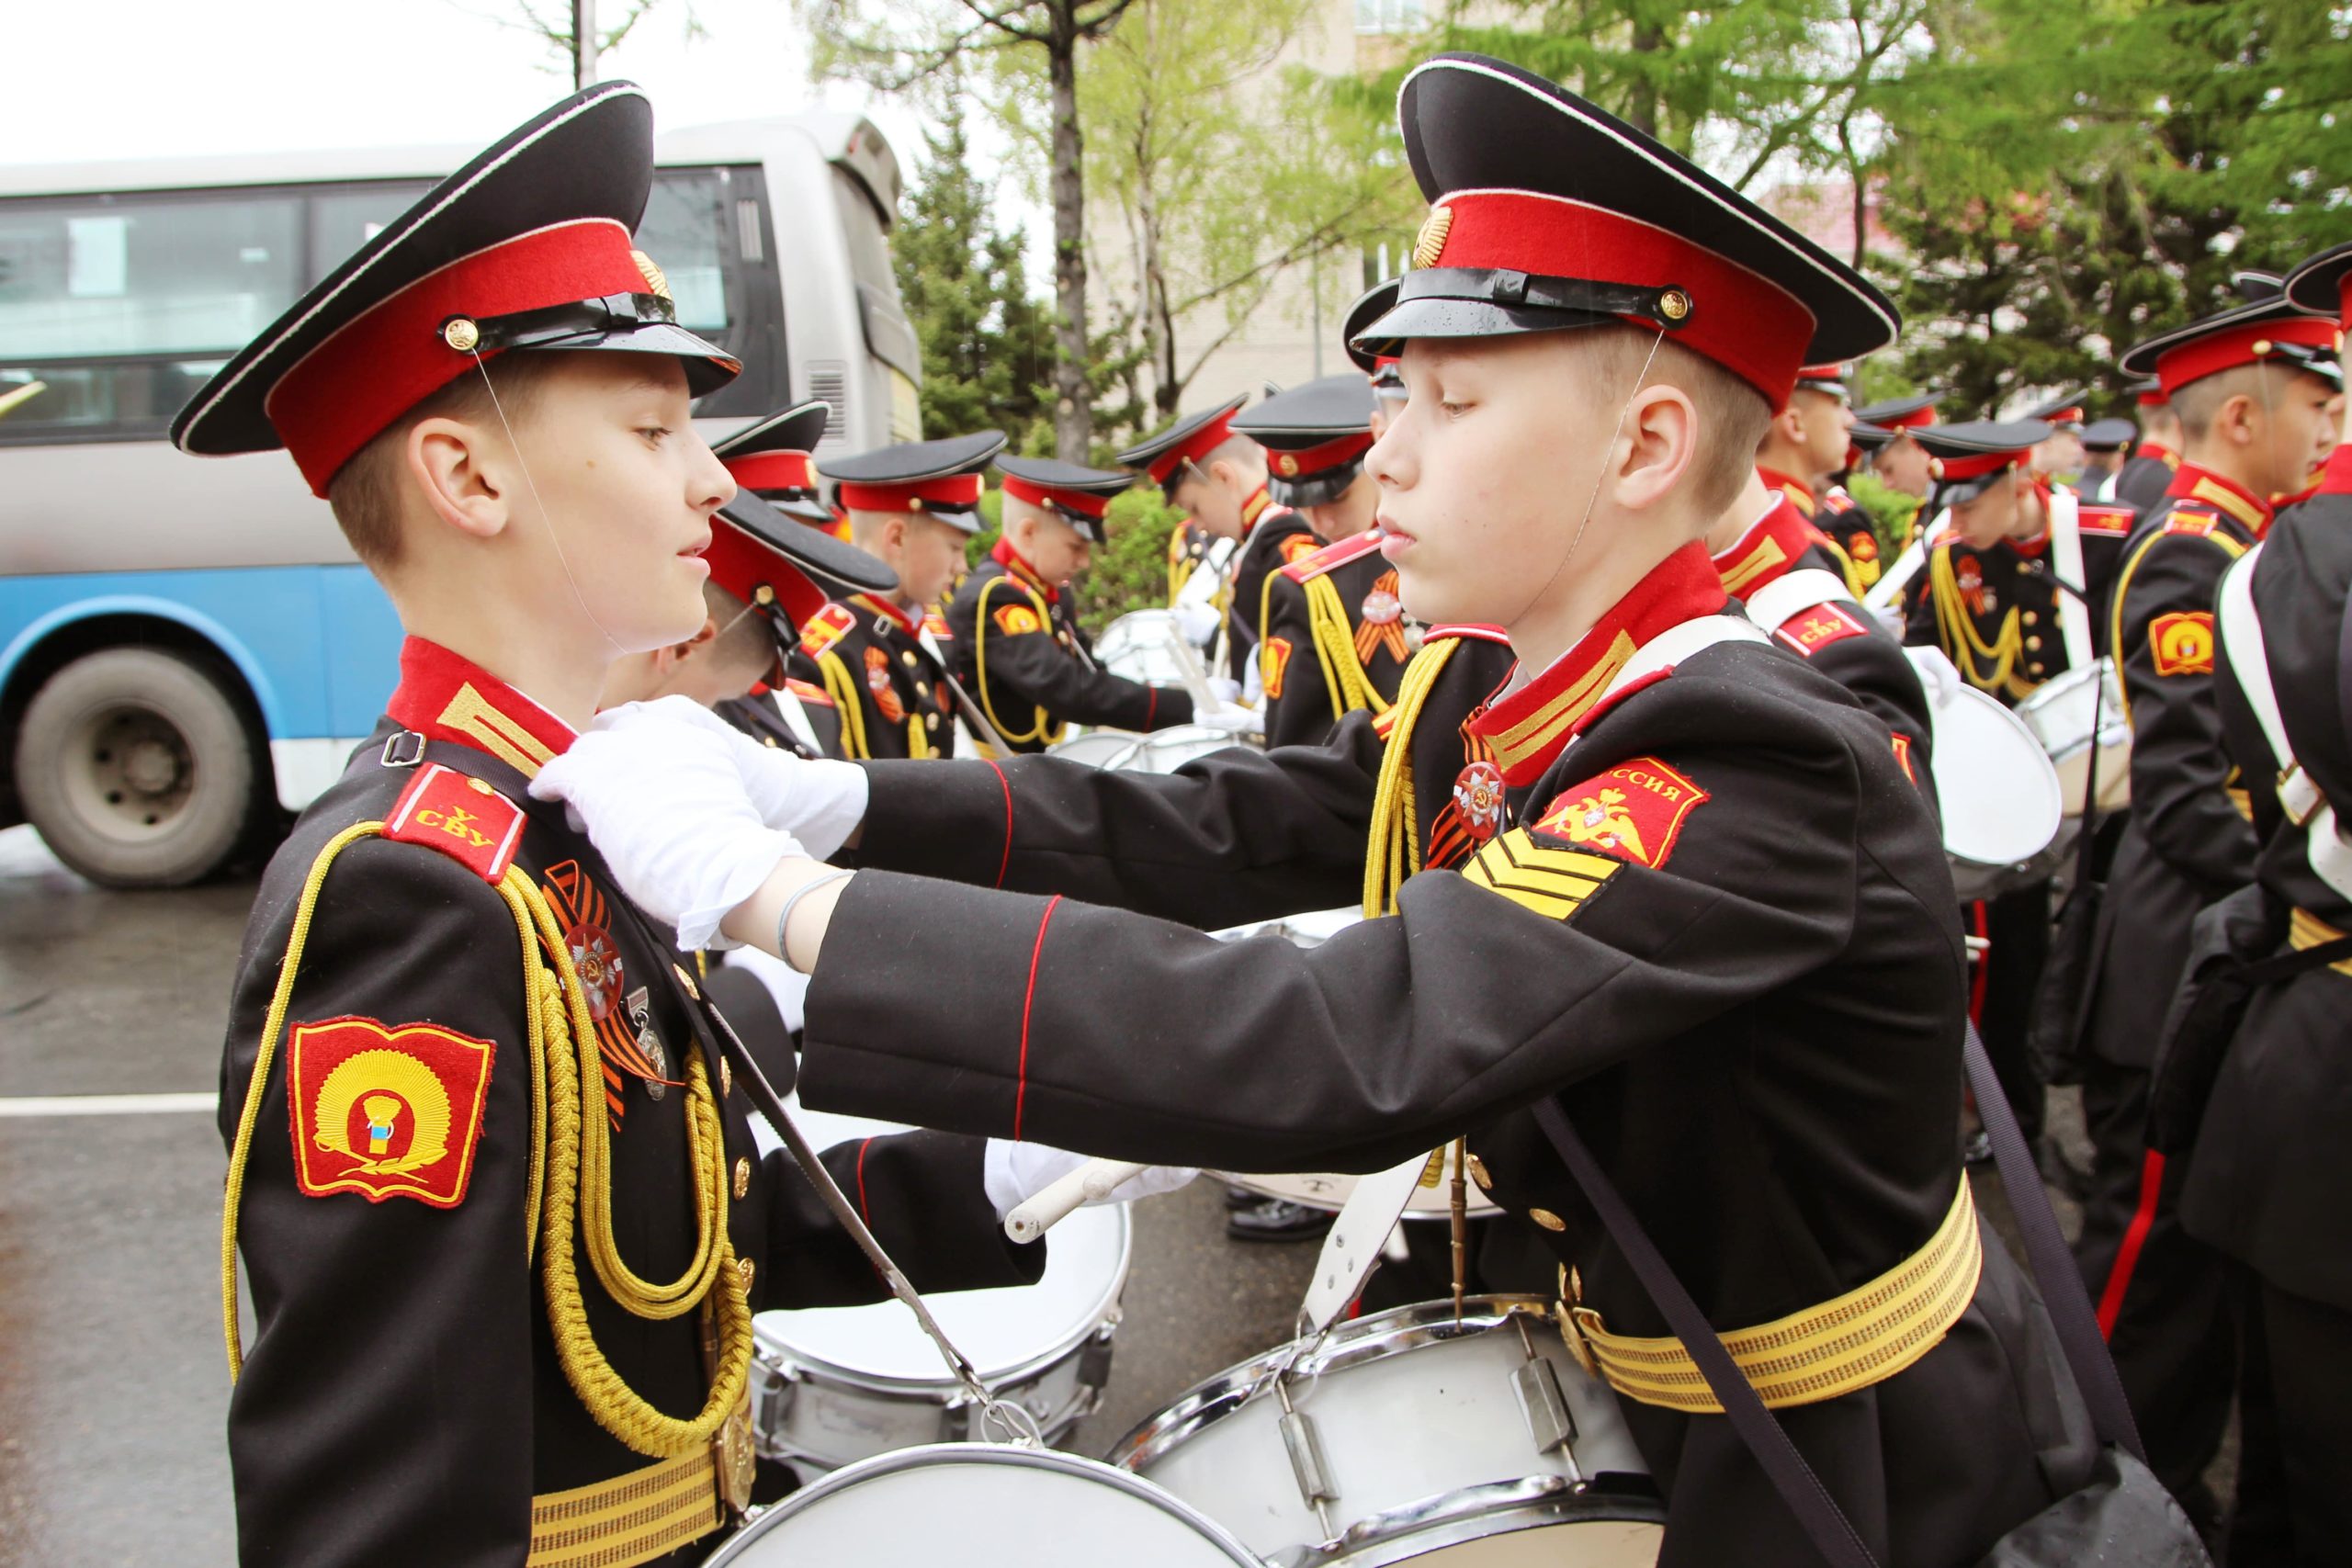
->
xmin=1459 ymin=828 xmax=1620 ymax=919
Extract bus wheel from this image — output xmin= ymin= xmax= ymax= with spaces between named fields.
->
xmin=16 ymin=647 xmax=260 ymax=889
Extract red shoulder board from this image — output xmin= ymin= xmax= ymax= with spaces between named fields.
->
xmin=383 ymin=762 xmax=526 ymax=885
xmin=2162 ymin=510 xmax=2222 ymax=539
xmin=1280 ymin=530 xmax=1384 ymax=584
xmin=1530 ymin=755 xmax=1710 ymax=870
xmin=783 ymin=677 xmax=835 ymax=708
xmin=288 ymin=1015 xmax=495 ymax=1209
xmin=922 ymin=609 xmax=954 ymax=641
xmin=2076 ymin=503 xmax=2134 ymax=536
xmin=1278 ymin=533 xmax=1324 ymax=567
xmin=800 ymin=603 xmax=857 ymax=658
xmin=1773 ymin=603 xmax=1871 ymax=657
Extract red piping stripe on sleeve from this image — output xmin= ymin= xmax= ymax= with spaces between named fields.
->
xmin=854 ymin=1137 xmax=874 ymax=1224
xmin=1013 ymin=896 xmax=1064 ymax=1140
xmin=987 ymin=760 xmax=1014 ymax=888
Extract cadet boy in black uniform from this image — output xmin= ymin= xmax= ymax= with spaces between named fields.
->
xmin=1855 ymin=390 xmax=1939 ymax=500
xmin=1119 ymin=397 xmax=1318 ymax=685
xmin=1239 ymin=376 xmax=1412 ymax=748
xmin=792 ymin=432 xmax=1004 ymax=759
xmin=177 ymin=86 xmax=1044 ymax=1567
xmin=2188 ymin=237 xmax=2352 ymax=1562
xmin=2072 ymin=293 xmax=2342 ymax=1523
xmin=1757 ymin=361 xmax=1874 ymax=593
xmin=541 ymin=57 xmax=2109 ymax=1568
xmin=1899 ymin=421 xmax=2133 ymax=1177
xmin=2079 ymin=417 xmax=2135 ymax=496
xmin=2115 ymin=378 xmax=2186 ymax=512
xmin=2027 ymin=389 xmax=2088 ymax=485
xmin=944 ymin=455 xmax=1204 ymax=752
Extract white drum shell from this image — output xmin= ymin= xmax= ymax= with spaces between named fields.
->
xmin=1920 ymin=671 xmax=2065 ymax=899
xmin=2014 ymin=660 xmax=2132 ymax=815
xmin=1114 ymin=1297 xmax=1663 ymax=1567
xmin=1098 ymin=609 xmax=1208 ymax=688
xmin=752 ymin=1200 xmax=1132 ymax=1472
xmin=707 ymin=1444 xmax=1261 ymax=1566
xmin=1047 ymin=723 xmax=1247 ymax=773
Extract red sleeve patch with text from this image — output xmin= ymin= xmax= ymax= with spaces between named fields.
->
xmin=287 ymin=1016 xmax=495 ymax=1209
xmin=1530 ymin=756 xmax=1710 ymax=870
xmin=383 ymin=763 xmax=526 ymax=884
xmin=1773 ymin=603 xmax=1871 ymax=657
xmin=799 ymin=603 xmax=855 ymax=658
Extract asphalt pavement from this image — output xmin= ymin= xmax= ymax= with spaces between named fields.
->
xmin=0 ymin=823 xmax=1316 ymax=1567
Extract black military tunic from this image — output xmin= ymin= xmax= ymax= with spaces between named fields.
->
xmin=1222 ymin=488 xmax=1319 ymax=684
xmin=714 ymin=676 xmax=844 ymax=761
xmin=1819 ymin=480 xmax=1887 ymax=591
xmin=787 ymin=592 xmax=956 ymax=761
xmin=1758 ymin=468 xmax=1870 ymax=599
xmin=1901 ymin=494 xmax=2135 ymax=703
xmin=944 ymin=545 xmax=1194 ymax=754
xmin=2190 ymin=457 xmax=2352 ymax=1553
xmin=2112 ymin=441 xmax=2181 ymax=514
xmin=1257 ymin=530 xmax=1417 ymax=750
xmin=799 ymin=544 xmax=2096 ymax=1568
xmin=2067 ymin=461 xmax=2271 ymax=1508
xmin=1714 ymin=493 xmax=1935 ymax=783
xmin=219 ymin=640 xmax=1036 ymax=1568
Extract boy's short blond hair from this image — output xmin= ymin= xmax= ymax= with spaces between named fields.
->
xmin=1575 ymin=324 xmax=1773 ymax=524
xmin=324 ymin=354 xmax=556 ymax=569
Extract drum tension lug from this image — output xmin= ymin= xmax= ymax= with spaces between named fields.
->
xmin=1512 ymin=1356 xmax=1578 ymax=1456
xmin=1078 ymin=1325 xmax=1117 ymax=1394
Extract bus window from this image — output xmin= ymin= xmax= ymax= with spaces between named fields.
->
xmin=307 ymin=182 xmax=435 ymax=277
xmin=0 ymin=191 xmax=303 ymax=442
xmin=644 ymin=165 xmax=784 ymax=417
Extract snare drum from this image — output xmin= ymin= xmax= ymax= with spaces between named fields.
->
xmin=752 ymin=1200 xmax=1131 ymax=1472
xmin=706 ymin=1444 xmax=1261 ymax=1565
xmin=1114 ymin=1295 xmax=1664 ymax=1565
xmin=1911 ymin=653 xmax=2064 ymax=900
xmin=1047 ymin=723 xmax=1248 ymax=773
xmin=2014 ymin=659 xmax=2132 ymax=815
xmin=1097 ymin=610 xmax=1207 ymax=688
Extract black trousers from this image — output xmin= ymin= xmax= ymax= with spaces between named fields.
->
xmin=2073 ymin=1058 xmax=2234 ymax=1525
xmin=2223 ymin=1274 xmax=2352 ymax=1567
xmin=1971 ymin=883 xmax=2051 ymax=1145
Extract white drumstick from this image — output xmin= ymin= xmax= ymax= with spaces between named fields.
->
xmin=1004 ymin=1159 xmax=1148 ymax=1243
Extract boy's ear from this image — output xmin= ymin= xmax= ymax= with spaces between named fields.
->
xmin=673 ymin=615 xmax=722 ymax=661
xmin=1612 ymin=384 xmax=1700 ymax=514
xmin=405 ymin=416 xmax=511 ymax=541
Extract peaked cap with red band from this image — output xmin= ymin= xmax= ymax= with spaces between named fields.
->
xmin=2119 ymin=295 xmax=2343 ymax=399
xmin=706 ymin=486 xmax=897 ymax=637
xmin=1855 ymin=392 xmax=1938 ymax=433
xmin=2283 ymin=240 xmax=2352 ymax=333
xmin=996 ymin=455 xmax=1133 ymax=544
xmin=1343 ymin=277 xmax=1402 ymax=375
xmin=714 ymin=399 xmax=833 ymax=525
xmin=171 ymin=83 xmax=740 ymax=496
xmin=1115 ymin=394 xmax=1251 ymax=491
xmin=1794 ymin=363 xmax=1853 ymax=400
xmin=822 ymin=430 xmax=1006 ymax=535
xmin=1913 ymin=419 xmax=2052 ymax=509
xmin=1351 ymin=55 xmax=1898 ymax=412
xmin=2129 ymin=377 xmax=2168 ymax=409
xmin=2026 ymin=389 xmax=2086 ymax=428
xmin=1233 ymin=374 xmax=1378 ymax=507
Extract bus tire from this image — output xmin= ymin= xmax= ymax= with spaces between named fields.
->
xmin=15 ymin=647 xmax=261 ymax=889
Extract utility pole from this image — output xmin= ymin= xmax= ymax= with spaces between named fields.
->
xmin=572 ymin=0 xmax=598 ymax=89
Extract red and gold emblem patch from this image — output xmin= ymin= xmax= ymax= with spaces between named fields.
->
xmin=992 ymin=603 xmax=1045 ymax=637
xmin=1532 ymin=756 xmax=1709 ymax=869
xmin=1774 ymin=604 xmax=1871 ymax=656
xmin=1453 ymin=761 xmax=1507 ymax=845
xmin=1261 ymin=636 xmax=1293 ymax=700
xmin=287 ymin=1017 xmax=494 ymax=1209
xmin=1281 ymin=534 xmax=1322 ymax=566
xmin=2149 ymin=611 xmax=2214 ymax=677
xmin=799 ymin=603 xmax=855 ymax=658
xmin=864 ymin=646 xmax=906 ymax=722
xmin=1891 ymin=732 xmax=1918 ymax=783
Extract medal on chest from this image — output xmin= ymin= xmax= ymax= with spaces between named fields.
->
xmin=622 ymin=985 xmax=669 ymax=1101
xmin=566 ymin=923 xmax=626 ymax=1022
xmin=864 ymin=645 xmax=906 ymax=723
xmin=1453 ymin=761 xmax=1508 ymax=844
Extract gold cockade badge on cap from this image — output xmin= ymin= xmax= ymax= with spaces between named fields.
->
xmin=632 ymin=249 xmax=673 ymax=302
xmin=1412 ymin=206 xmax=1454 ymax=270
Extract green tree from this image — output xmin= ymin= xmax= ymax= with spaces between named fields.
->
xmin=892 ymin=102 xmax=1056 ymax=446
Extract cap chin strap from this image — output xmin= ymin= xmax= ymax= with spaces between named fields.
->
xmin=1514 ymin=327 xmax=1666 ymax=630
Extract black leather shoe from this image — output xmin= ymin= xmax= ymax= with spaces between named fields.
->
xmin=1226 ymin=1198 xmax=1335 ymax=1242
xmin=1224 ymin=1183 xmax=1263 ymax=1212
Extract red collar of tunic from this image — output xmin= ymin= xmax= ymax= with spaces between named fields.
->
xmin=1239 ymin=486 xmax=1274 ymax=535
xmin=2004 ymin=483 xmax=2054 ymax=558
xmin=2137 ymin=442 xmax=2178 ymax=468
xmin=852 ymin=592 xmax=920 ymax=636
xmin=2319 ymin=446 xmax=2352 ymax=498
xmin=990 ymin=536 xmax=1058 ymax=604
xmin=1713 ymin=494 xmax=1834 ymax=597
xmin=386 ymin=637 xmax=576 ymax=779
xmin=1758 ymin=466 xmax=1817 ymax=518
xmin=1467 ymin=541 xmax=1729 ymax=787
xmin=2166 ymin=460 xmax=2275 ymax=536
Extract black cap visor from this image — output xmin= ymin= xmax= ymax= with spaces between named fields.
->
xmin=469 ymin=300 xmax=739 ymax=395
xmin=716 ymin=488 xmax=896 ymax=599
xmin=1353 ymin=266 xmax=1681 ymax=355
xmin=1268 ymin=461 xmax=1367 ymax=509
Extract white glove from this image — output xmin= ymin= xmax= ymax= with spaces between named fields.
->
xmin=1871 ymin=604 xmax=1907 ymax=640
xmin=529 ymin=700 xmax=804 ymax=950
xmin=1192 ymin=702 xmax=1261 ymax=736
xmin=1205 ymin=676 xmax=1242 ymax=705
xmin=982 ymin=1140 xmax=1198 ymax=1221
xmin=1902 ymin=644 xmax=1962 ymax=708
xmin=585 ymin=693 xmax=870 ymax=858
xmin=1174 ymin=603 xmax=1223 ymax=648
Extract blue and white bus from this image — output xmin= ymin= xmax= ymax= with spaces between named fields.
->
xmin=0 ymin=111 xmax=920 ymax=886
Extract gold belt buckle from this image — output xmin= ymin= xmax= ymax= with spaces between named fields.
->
xmin=714 ymin=1391 xmax=755 ymax=1517
xmin=1555 ymin=1266 xmax=1600 ymax=1378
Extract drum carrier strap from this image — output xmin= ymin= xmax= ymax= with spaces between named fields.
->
xmin=2220 ymin=544 xmax=2352 ymax=901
